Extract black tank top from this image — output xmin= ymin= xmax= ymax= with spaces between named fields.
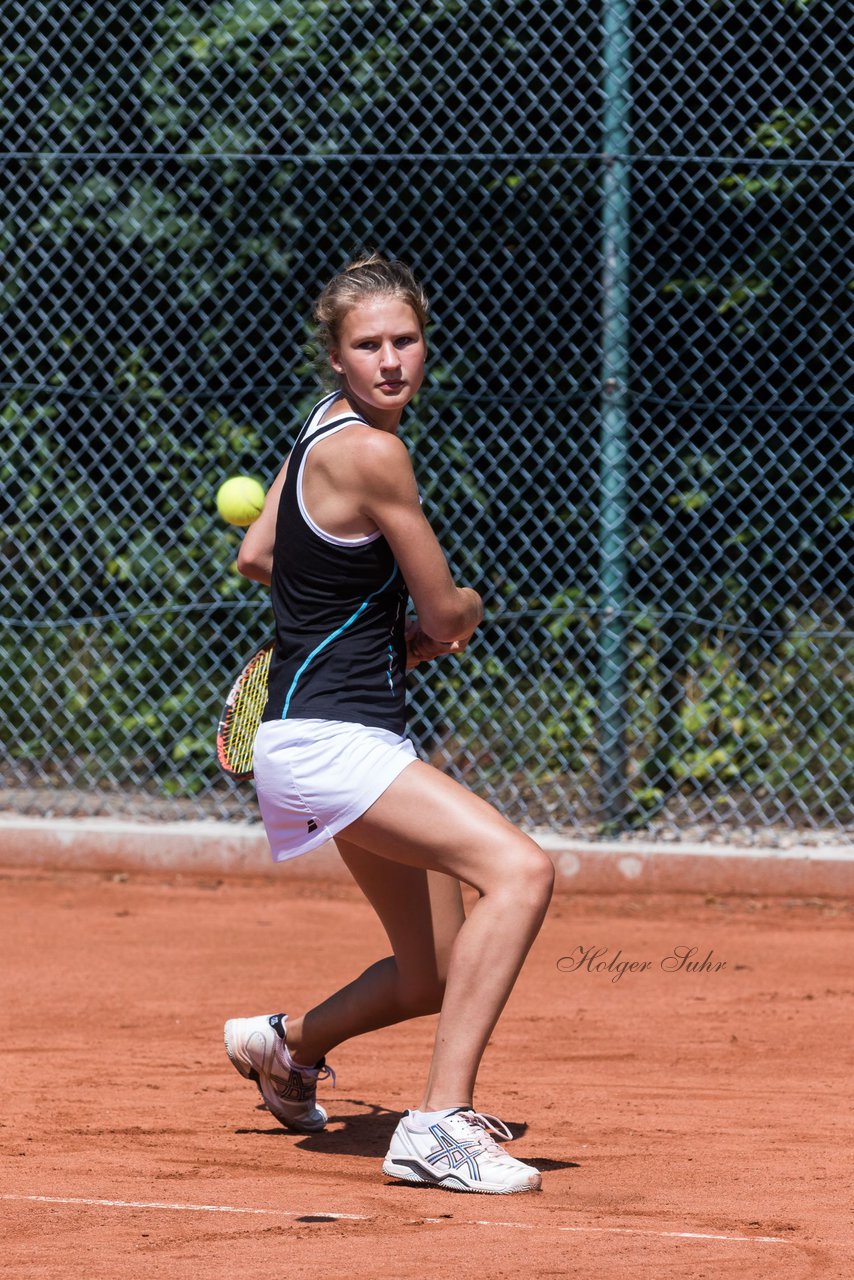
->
xmin=262 ymin=392 xmax=408 ymax=734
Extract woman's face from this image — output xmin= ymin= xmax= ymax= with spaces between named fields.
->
xmin=329 ymin=296 xmax=426 ymax=418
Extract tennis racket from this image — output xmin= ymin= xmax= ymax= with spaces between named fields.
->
xmin=216 ymin=639 xmax=274 ymax=780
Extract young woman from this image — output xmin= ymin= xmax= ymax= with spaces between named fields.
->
xmin=224 ymin=254 xmax=554 ymax=1195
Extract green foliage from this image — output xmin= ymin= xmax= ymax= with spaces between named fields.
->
xmin=662 ymin=273 xmax=774 ymax=318
xmin=670 ymin=625 xmax=851 ymax=816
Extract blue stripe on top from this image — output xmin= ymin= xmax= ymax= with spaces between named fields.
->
xmin=281 ymin=563 xmax=401 ymax=719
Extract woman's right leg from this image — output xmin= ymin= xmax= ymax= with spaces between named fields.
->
xmin=337 ymin=759 xmax=555 ymax=1113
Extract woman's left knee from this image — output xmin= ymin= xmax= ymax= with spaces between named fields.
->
xmin=398 ymin=972 xmax=446 ymax=1016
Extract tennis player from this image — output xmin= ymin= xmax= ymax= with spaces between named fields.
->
xmin=224 ymin=253 xmax=554 ymax=1194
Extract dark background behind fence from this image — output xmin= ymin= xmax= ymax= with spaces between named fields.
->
xmin=1 ymin=1 xmax=851 ymax=836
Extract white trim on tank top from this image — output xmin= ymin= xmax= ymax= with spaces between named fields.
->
xmin=303 ymin=402 xmax=355 ymax=440
xmin=296 ymin=420 xmax=382 ymax=548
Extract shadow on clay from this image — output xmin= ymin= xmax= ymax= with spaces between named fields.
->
xmin=235 ymin=1098 xmax=579 ymax=1169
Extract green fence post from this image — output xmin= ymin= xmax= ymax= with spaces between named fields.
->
xmin=597 ymin=0 xmax=632 ymax=831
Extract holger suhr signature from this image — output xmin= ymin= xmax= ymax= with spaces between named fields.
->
xmin=557 ymin=945 xmax=727 ymax=983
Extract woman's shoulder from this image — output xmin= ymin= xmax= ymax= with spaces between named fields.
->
xmin=348 ymin=426 xmax=411 ymax=473
xmin=309 ymin=429 xmax=414 ymax=513
xmin=313 ymin=421 xmax=406 ymax=469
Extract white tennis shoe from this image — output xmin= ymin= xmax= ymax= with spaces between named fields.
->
xmin=382 ymin=1107 xmax=542 ymax=1194
xmin=223 ymin=1013 xmax=335 ymax=1132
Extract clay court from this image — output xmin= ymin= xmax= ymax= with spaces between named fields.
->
xmin=2 ymin=862 xmax=852 ymax=1279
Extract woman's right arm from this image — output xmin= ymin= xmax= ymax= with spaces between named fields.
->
xmin=235 ymin=455 xmax=290 ymax=587
xmin=351 ymin=430 xmax=483 ymax=644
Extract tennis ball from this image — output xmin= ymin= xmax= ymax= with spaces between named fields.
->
xmin=216 ymin=475 xmax=266 ymax=527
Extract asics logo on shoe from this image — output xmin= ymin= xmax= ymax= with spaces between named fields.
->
xmin=426 ymin=1123 xmax=484 ymax=1181
xmin=281 ymin=1068 xmax=318 ymax=1102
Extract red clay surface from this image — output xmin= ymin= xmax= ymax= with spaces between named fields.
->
xmin=2 ymin=865 xmax=853 ymax=1279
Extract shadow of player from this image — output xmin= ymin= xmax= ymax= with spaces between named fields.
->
xmin=235 ymin=1098 xmax=578 ymax=1169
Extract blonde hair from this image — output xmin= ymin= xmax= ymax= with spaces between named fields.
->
xmin=312 ymin=251 xmax=430 ymax=386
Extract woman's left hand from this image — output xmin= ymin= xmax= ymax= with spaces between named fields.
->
xmin=405 ymin=618 xmax=468 ymax=669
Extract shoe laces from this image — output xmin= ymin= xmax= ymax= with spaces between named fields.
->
xmin=315 ymin=1059 xmax=336 ymax=1088
xmin=297 ymin=1056 xmax=336 ymax=1088
xmin=454 ymin=1108 xmax=514 ymax=1152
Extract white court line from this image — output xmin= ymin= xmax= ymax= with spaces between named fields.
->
xmin=464 ymin=1219 xmax=792 ymax=1244
xmin=3 ymin=1195 xmax=791 ymax=1244
xmin=0 ymin=1195 xmax=366 ymax=1221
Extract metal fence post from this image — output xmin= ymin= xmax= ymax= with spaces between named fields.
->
xmin=597 ymin=0 xmax=633 ymax=832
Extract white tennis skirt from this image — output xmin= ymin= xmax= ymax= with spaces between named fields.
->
xmin=252 ymin=717 xmax=419 ymax=862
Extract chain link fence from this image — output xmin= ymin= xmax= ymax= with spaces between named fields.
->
xmin=1 ymin=1 xmax=851 ymax=838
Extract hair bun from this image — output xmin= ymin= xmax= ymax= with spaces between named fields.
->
xmin=344 ymin=251 xmax=386 ymax=274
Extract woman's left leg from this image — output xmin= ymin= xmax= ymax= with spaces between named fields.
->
xmin=284 ymin=841 xmax=465 ymax=1065
xmin=224 ymin=845 xmax=464 ymax=1130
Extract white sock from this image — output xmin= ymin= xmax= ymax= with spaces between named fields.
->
xmin=410 ymin=1106 xmax=463 ymax=1128
xmin=283 ymin=1043 xmax=318 ymax=1074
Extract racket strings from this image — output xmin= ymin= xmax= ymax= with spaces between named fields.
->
xmin=218 ymin=646 xmax=272 ymax=777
